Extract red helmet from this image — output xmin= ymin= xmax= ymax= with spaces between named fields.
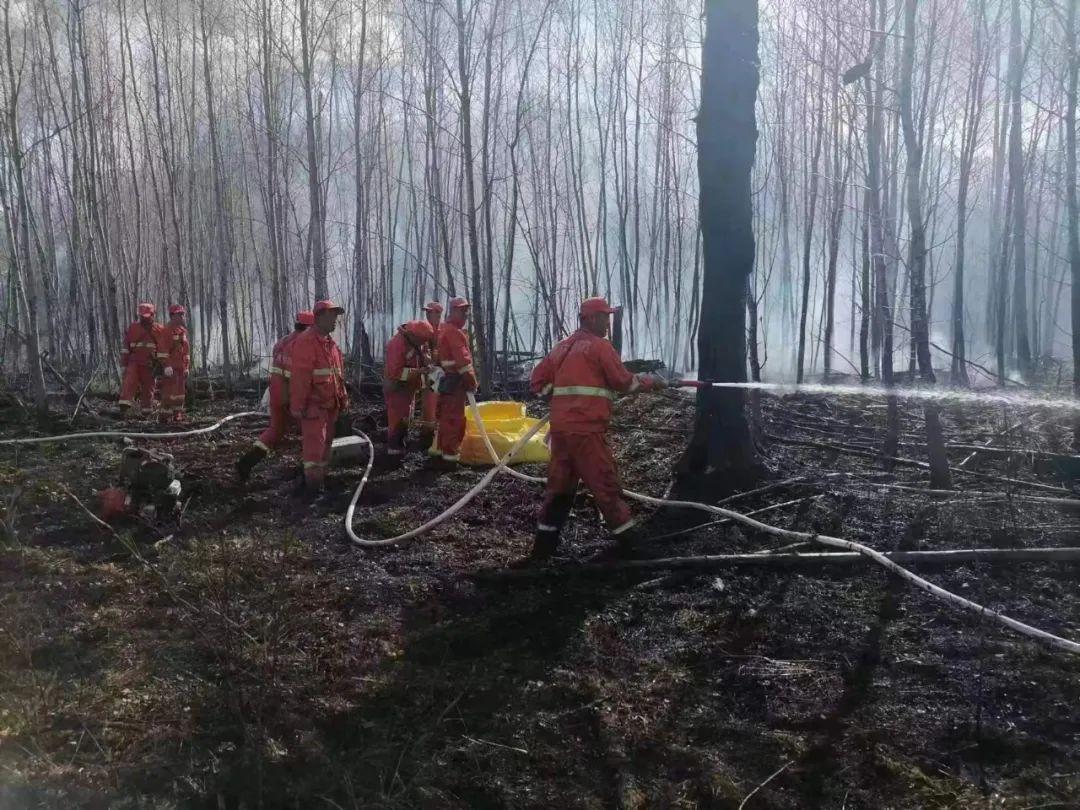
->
xmin=313 ymin=299 xmax=345 ymax=316
xmin=423 ymin=301 xmax=444 ymax=314
xmin=448 ymin=297 xmax=470 ymax=311
xmin=137 ymin=302 xmax=156 ymax=318
xmin=404 ymin=320 xmax=435 ymax=342
xmin=168 ymin=304 xmax=186 ymax=316
xmin=579 ymin=297 xmax=616 ymax=317
xmin=295 ymin=310 xmax=315 ymax=327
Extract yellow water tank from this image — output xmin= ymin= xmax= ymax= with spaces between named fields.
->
xmin=430 ymin=400 xmax=550 ymax=466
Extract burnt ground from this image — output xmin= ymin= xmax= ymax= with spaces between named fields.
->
xmin=0 ymin=387 xmax=1078 ymax=808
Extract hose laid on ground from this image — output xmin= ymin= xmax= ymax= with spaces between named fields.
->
xmin=343 ymin=415 xmax=550 ymax=548
xmin=0 ymin=411 xmax=266 ymax=446
xmin=460 ymin=392 xmax=1079 ymax=655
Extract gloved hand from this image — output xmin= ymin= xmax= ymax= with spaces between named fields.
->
xmin=648 ymin=374 xmax=668 ymax=391
xmin=163 ymin=366 xmax=174 ymax=378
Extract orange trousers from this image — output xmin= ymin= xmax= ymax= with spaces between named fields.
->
xmin=300 ymin=408 xmax=338 ymax=487
xmin=119 ymin=363 xmax=155 ymax=409
xmin=384 ymin=388 xmax=416 ymax=455
xmin=256 ymin=378 xmax=292 ymax=451
xmin=436 ymin=388 xmax=467 ymax=460
xmin=159 ymin=371 xmax=187 ymax=418
xmin=538 ymin=432 xmax=632 ymax=532
xmin=420 ymin=389 xmax=437 ymax=430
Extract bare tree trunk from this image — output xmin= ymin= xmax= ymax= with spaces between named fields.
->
xmin=454 ymin=0 xmax=490 ymax=392
xmin=1 ymin=0 xmax=47 ymax=414
xmin=1008 ymin=0 xmax=1032 ymax=378
xmin=899 ymin=0 xmax=950 ymax=489
xmin=682 ymin=0 xmax=760 ymax=486
xmin=1066 ymin=0 xmax=1080 ymax=449
xmin=299 ymin=0 xmax=327 ymax=299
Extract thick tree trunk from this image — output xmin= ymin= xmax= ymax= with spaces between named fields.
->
xmin=1066 ymin=0 xmax=1080 ymax=449
xmin=681 ymin=0 xmax=759 ymax=485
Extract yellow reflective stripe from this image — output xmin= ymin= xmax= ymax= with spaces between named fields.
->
xmin=541 ymin=383 xmax=554 ymax=396
xmin=312 ymin=367 xmax=341 ymax=377
xmin=118 ymin=399 xmax=133 ymax=406
xmin=120 ymin=349 xmax=130 ymax=354
xmin=270 ymin=366 xmax=291 ymax=378
xmin=460 ymin=364 xmax=475 ymax=375
xmin=303 ymin=461 xmax=328 ymax=469
xmin=156 ymin=353 xmax=169 ymax=359
xmin=440 ymin=360 xmax=456 ymax=368
xmin=253 ymin=440 xmax=270 ymax=453
xmin=399 ymin=368 xmax=412 ymax=382
xmin=552 ymin=385 xmax=616 ymax=400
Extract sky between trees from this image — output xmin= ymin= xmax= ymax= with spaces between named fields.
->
xmin=0 ymin=0 xmax=1076 ymax=388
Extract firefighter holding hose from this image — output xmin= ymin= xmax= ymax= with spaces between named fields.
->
xmin=383 ymin=320 xmax=435 ymax=457
xmin=522 ymin=297 xmax=667 ymax=563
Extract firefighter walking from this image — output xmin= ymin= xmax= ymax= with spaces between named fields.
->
xmin=156 ymin=305 xmax=190 ymax=423
xmin=433 ymin=297 xmax=476 ymax=464
xmin=290 ymin=300 xmax=348 ymax=492
xmin=236 ymin=310 xmax=314 ymax=482
xmin=383 ymin=320 xmax=435 ymax=457
xmin=524 ymin=297 xmax=666 ymax=563
xmin=119 ymin=303 xmax=164 ymax=416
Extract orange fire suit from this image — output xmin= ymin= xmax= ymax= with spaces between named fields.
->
xmin=435 ymin=322 xmax=477 ymax=461
xmin=157 ymin=323 xmax=190 ymax=420
xmin=119 ymin=320 xmax=163 ymax=409
xmin=529 ymin=330 xmax=659 ymax=533
xmin=383 ymin=328 xmax=429 ymax=455
xmin=255 ymin=330 xmax=302 ymax=453
xmin=420 ymin=332 xmax=439 ymax=431
xmin=289 ymin=329 xmax=348 ymax=487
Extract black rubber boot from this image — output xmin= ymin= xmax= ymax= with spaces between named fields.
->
xmin=610 ymin=523 xmax=646 ymax=559
xmin=510 ymin=529 xmax=560 ymax=568
xmin=235 ymin=446 xmax=268 ymax=483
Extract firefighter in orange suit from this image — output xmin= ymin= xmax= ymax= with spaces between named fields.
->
xmin=236 ymin=311 xmax=314 ymax=482
xmin=433 ymin=297 xmax=477 ymax=463
xmin=383 ymin=320 xmax=435 ymax=456
xmin=289 ymin=300 xmax=349 ymax=491
xmin=524 ymin=297 xmax=667 ymax=562
xmin=156 ymin=305 xmax=190 ymax=423
xmin=419 ymin=301 xmax=443 ymax=436
xmin=119 ymin=303 xmax=163 ymax=415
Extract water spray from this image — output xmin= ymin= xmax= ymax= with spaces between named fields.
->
xmin=676 ymin=379 xmax=1080 ymax=413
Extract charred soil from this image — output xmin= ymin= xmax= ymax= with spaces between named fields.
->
xmin=0 ymin=389 xmax=1078 ymax=808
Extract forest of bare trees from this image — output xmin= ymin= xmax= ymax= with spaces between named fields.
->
xmin=1 ymin=0 xmax=1078 ymax=399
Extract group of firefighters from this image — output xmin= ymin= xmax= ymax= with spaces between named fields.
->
xmin=118 ymin=294 xmax=667 ymax=561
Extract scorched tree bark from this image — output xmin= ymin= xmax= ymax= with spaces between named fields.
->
xmin=682 ymin=0 xmax=759 ymax=483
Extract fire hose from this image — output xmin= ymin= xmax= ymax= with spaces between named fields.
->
xmin=0 ymin=412 xmax=266 ymax=446
xmin=344 ymin=389 xmax=1080 ymax=655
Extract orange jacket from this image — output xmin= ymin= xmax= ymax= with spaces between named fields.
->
xmin=121 ymin=320 xmax=163 ymax=367
xmin=437 ymin=322 xmax=476 ymax=390
xmin=289 ymin=328 xmax=348 ymax=418
xmin=267 ymin=330 xmax=302 ymax=408
xmin=530 ymin=329 xmax=657 ymax=433
xmin=383 ymin=329 xmax=429 ymax=395
xmin=157 ymin=323 xmax=190 ymax=373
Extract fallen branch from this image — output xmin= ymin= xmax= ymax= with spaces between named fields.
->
xmin=765 ymin=433 xmax=1072 ymax=495
xmin=648 ymin=496 xmax=822 ymax=543
xmin=479 ymin=547 xmax=1080 ymax=578
xmin=861 ymin=482 xmax=1080 ymax=511
xmin=739 ymin=761 xmax=792 ymax=810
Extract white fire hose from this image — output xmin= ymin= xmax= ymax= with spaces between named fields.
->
xmin=343 ymin=392 xmax=1080 ymax=655
xmin=0 ymin=412 xmax=266 ymax=446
